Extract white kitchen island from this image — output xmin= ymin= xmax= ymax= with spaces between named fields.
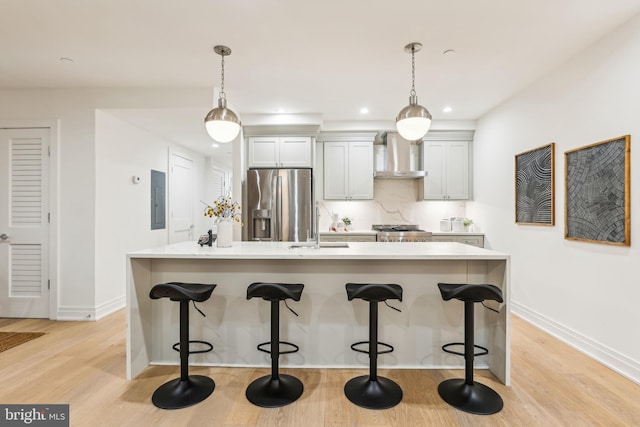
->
xmin=127 ymin=241 xmax=510 ymax=385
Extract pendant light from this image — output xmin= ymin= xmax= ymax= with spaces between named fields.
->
xmin=204 ymin=45 xmax=241 ymax=143
xmin=396 ymin=42 xmax=432 ymax=141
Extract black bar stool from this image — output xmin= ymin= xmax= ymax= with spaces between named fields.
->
xmin=246 ymin=282 xmax=304 ymax=408
xmin=344 ymin=282 xmax=403 ymax=410
xmin=437 ymin=282 xmax=504 ymax=415
xmin=149 ymin=282 xmax=216 ymax=409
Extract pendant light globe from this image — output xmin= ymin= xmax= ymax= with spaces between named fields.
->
xmin=396 ymin=97 xmax=432 ymax=141
xmin=205 ymin=97 xmax=241 ymax=143
xmin=204 ymin=45 xmax=241 ymax=143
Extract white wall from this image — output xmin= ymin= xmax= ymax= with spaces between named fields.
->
xmin=0 ymin=88 xmax=213 ymax=319
xmin=467 ymin=14 xmax=640 ymax=383
xmin=95 ymin=111 xmax=209 ymax=317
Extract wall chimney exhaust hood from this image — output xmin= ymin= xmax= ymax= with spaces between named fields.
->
xmin=374 ymin=132 xmax=426 ymax=179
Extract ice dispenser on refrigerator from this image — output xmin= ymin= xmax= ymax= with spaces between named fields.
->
xmin=252 ymin=209 xmax=271 ymax=239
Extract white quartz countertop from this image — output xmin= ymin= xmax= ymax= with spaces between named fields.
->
xmin=430 ymin=231 xmax=485 ymax=236
xmin=320 ymin=230 xmax=484 ymax=236
xmin=320 ymin=230 xmax=378 ymax=235
xmin=128 ymin=241 xmax=508 ymax=260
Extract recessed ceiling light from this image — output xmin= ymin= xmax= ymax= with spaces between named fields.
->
xmin=442 ymin=49 xmax=455 ymax=56
xmin=360 ymin=107 xmax=369 ymax=114
xmin=211 ymin=143 xmax=220 ymax=148
xmin=443 ymin=106 xmax=453 ymax=113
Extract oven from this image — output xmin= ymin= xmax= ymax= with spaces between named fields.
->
xmin=372 ymin=224 xmax=432 ymax=242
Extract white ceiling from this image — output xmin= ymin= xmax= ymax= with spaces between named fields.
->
xmin=3 ymin=0 xmax=640 ymax=156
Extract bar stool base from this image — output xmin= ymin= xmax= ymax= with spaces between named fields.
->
xmin=246 ymin=374 xmax=303 ymax=408
xmin=152 ymin=375 xmax=215 ymax=410
xmin=344 ymin=375 xmax=403 ymax=410
xmin=438 ymin=378 xmax=503 ymax=415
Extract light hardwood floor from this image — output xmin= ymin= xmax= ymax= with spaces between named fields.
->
xmin=0 ymin=310 xmax=638 ymax=426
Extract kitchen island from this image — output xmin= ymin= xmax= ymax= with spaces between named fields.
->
xmin=127 ymin=241 xmax=510 ymax=385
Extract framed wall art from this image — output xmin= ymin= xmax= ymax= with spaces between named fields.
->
xmin=515 ymin=143 xmax=555 ymax=225
xmin=565 ymin=135 xmax=630 ymax=246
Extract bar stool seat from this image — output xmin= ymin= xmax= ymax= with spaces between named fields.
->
xmin=437 ymin=283 xmax=504 ymax=415
xmin=344 ymin=282 xmax=403 ymax=410
xmin=246 ymin=282 xmax=304 ymax=408
xmin=149 ymin=282 xmax=216 ymax=410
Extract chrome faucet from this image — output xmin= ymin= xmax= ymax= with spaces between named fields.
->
xmin=315 ymin=201 xmax=320 ymax=249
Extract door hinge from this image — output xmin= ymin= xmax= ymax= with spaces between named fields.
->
xmin=48 ymin=145 xmax=50 ymax=156
xmin=48 ymin=279 xmax=50 ymax=290
xmin=48 ymin=212 xmax=50 ymax=223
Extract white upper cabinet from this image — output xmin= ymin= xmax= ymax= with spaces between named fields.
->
xmin=248 ymin=136 xmax=312 ymax=168
xmin=420 ymin=131 xmax=474 ymax=200
xmin=323 ymin=140 xmax=373 ymax=200
xmin=421 ymin=140 xmax=469 ymax=200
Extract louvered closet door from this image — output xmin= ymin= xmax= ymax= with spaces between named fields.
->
xmin=0 ymin=128 xmax=50 ymax=318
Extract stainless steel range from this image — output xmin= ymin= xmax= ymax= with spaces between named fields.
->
xmin=372 ymin=224 xmax=432 ymax=242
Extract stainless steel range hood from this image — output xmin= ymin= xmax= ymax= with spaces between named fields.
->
xmin=374 ymin=132 xmax=426 ymax=179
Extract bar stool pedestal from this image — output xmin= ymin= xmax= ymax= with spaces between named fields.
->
xmin=246 ymin=282 xmax=304 ymax=408
xmin=437 ymin=282 xmax=504 ymax=415
xmin=149 ymin=282 xmax=216 ymax=410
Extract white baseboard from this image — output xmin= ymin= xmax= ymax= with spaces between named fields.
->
xmin=56 ymin=296 xmax=125 ymax=321
xmin=95 ymin=295 xmax=125 ymax=320
xmin=56 ymin=306 xmax=96 ymax=321
xmin=511 ymin=301 xmax=640 ymax=385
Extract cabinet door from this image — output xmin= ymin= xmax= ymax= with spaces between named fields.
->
xmin=458 ymin=235 xmax=483 ymax=247
xmin=347 ymin=141 xmax=373 ymax=199
xmin=279 ymin=137 xmax=311 ymax=167
xmin=422 ymin=141 xmax=469 ymax=200
xmin=320 ymin=235 xmax=348 ymax=242
xmin=422 ymin=142 xmax=447 ymax=199
xmin=347 ymin=235 xmax=377 ymax=242
xmin=248 ymin=137 xmax=279 ymax=168
xmin=431 ymin=234 xmax=484 ymax=248
xmin=446 ymin=141 xmax=469 ymax=200
xmin=323 ymin=142 xmax=348 ymax=199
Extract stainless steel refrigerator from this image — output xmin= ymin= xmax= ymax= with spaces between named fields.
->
xmin=246 ymin=168 xmax=313 ymax=242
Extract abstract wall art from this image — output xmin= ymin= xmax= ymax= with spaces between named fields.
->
xmin=565 ymin=135 xmax=630 ymax=246
xmin=515 ymin=143 xmax=555 ymax=225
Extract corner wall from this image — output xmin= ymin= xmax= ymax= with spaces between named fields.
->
xmin=467 ymin=14 xmax=640 ymax=383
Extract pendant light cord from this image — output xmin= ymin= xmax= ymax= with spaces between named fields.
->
xmin=410 ymin=45 xmax=416 ymax=97
xmin=220 ymin=51 xmax=226 ymax=99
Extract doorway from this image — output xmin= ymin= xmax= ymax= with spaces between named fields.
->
xmin=169 ymin=151 xmax=195 ymax=244
xmin=0 ymin=128 xmax=50 ymax=318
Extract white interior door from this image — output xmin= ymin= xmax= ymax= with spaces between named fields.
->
xmin=0 ymin=128 xmax=50 ymax=318
xmin=210 ymin=167 xmax=226 ymax=200
xmin=169 ymin=152 xmax=194 ymax=244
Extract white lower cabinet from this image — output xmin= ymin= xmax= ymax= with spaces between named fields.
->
xmin=431 ymin=234 xmax=484 ymax=248
xmin=320 ymin=234 xmax=377 ymax=242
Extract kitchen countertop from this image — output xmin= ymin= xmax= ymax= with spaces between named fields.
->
xmin=431 ymin=231 xmax=485 ymax=236
xmin=321 ymin=230 xmax=484 ymax=236
xmin=319 ymin=230 xmax=378 ymax=235
xmin=128 ymin=240 xmax=504 ymax=260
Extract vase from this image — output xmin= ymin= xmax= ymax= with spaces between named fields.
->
xmin=216 ymin=218 xmax=233 ymax=248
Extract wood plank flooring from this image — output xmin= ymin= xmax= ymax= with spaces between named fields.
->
xmin=0 ymin=311 xmax=638 ymax=426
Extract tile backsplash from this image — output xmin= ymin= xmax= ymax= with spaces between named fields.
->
xmin=319 ymin=179 xmax=467 ymax=232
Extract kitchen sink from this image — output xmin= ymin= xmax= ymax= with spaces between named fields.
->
xmin=288 ymin=242 xmax=349 ymax=249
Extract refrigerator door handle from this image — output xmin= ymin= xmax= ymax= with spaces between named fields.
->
xmin=275 ymin=175 xmax=282 ymax=241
